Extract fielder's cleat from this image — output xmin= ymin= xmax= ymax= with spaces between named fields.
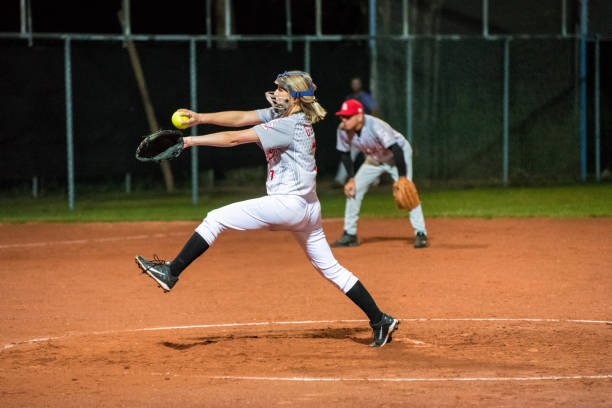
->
xmin=331 ymin=231 xmax=359 ymax=247
xmin=369 ymin=313 xmax=399 ymax=348
xmin=414 ymin=232 xmax=428 ymax=249
xmin=135 ymin=255 xmax=178 ymax=293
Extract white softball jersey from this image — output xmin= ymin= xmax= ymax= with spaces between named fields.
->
xmin=194 ymin=107 xmax=358 ymax=293
xmin=336 ymin=114 xmax=408 ymax=165
xmin=254 ymin=108 xmax=317 ymax=196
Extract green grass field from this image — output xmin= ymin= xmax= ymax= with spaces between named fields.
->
xmin=0 ymin=183 xmax=611 ymax=223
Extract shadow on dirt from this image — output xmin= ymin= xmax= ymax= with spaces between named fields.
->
xmin=160 ymin=327 xmax=372 ymax=349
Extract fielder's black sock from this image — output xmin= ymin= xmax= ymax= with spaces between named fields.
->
xmin=169 ymin=233 xmax=209 ymax=277
xmin=345 ymin=280 xmax=383 ymax=324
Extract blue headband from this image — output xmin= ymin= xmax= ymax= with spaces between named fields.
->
xmin=276 ymin=71 xmax=315 ymax=97
xmin=276 ymin=71 xmax=308 ymax=79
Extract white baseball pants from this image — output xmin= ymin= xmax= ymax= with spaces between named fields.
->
xmin=195 ymin=192 xmax=359 ymax=293
xmin=344 ymin=143 xmax=427 ymax=236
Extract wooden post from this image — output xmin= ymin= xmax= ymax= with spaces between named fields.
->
xmin=118 ymin=9 xmax=175 ymax=192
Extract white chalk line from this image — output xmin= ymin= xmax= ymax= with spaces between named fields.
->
xmin=0 ymin=232 xmax=187 ymax=249
xmin=207 ymin=374 xmax=612 ymax=383
xmin=3 ymin=317 xmax=611 ymax=350
xmin=0 ymin=220 xmax=345 ymax=249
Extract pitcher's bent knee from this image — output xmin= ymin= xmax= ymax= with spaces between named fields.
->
xmin=319 ymin=262 xmax=359 ymax=293
xmin=195 ymin=210 xmax=223 ymax=246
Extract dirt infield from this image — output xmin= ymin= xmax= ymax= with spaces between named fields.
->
xmin=1 ymin=218 xmax=611 ymax=407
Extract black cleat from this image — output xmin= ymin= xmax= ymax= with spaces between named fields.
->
xmin=414 ymin=232 xmax=428 ymax=249
xmin=135 ymin=255 xmax=178 ymax=293
xmin=331 ymin=231 xmax=359 ymax=247
xmin=369 ymin=314 xmax=399 ymax=348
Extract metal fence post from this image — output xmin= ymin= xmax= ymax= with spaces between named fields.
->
xmin=402 ymin=0 xmax=409 ymax=36
xmin=595 ymin=35 xmax=600 ymax=181
xmin=206 ymin=0 xmax=212 ymax=48
xmin=190 ymin=38 xmax=199 ymax=204
xmin=64 ymin=37 xmax=75 ymax=210
xmin=32 ymin=176 xmax=38 ymax=198
xmin=315 ymin=0 xmax=322 ymax=37
xmin=286 ymin=0 xmax=293 ymax=52
xmin=125 ymin=172 xmax=131 ymax=194
xmin=579 ymin=0 xmax=588 ymax=181
xmin=482 ymin=0 xmax=489 ymax=37
xmin=503 ymin=38 xmax=510 ymax=185
xmin=20 ymin=0 xmax=32 ymax=46
xmin=122 ymin=0 xmax=131 ymax=36
xmin=224 ymin=0 xmax=231 ymax=37
xmin=304 ymin=38 xmax=310 ymax=73
xmin=20 ymin=0 xmax=26 ymax=34
xmin=561 ymin=0 xmax=567 ymax=37
xmin=406 ymin=39 xmax=413 ymax=144
xmin=403 ymin=0 xmax=413 ymax=143
xmin=369 ymin=0 xmax=378 ymax=98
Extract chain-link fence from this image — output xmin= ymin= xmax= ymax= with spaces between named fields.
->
xmin=375 ymin=0 xmax=611 ymax=186
xmin=1 ymin=0 xmax=610 ymax=203
xmin=377 ymin=37 xmax=586 ymax=186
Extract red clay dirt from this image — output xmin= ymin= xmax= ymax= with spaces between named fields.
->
xmin=0 ymin=218 xmax=611 ymax=407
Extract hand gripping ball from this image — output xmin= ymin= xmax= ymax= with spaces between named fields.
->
xmin=171 ymin=111 xmax=189 ymax=130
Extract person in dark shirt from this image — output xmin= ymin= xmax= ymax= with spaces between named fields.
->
xmin=345 ymin=77 xmax=379 ymax=116
xmin=335 ymin=77 xmax=380 ymax=185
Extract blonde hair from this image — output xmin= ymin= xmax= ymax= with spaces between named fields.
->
xmin=275 ymin=71 xmax=327 ymax=124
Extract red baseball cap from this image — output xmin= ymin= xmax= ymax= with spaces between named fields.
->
xmin=335 ymin=99 xmax=364 ymax=116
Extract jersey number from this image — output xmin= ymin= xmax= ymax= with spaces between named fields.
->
xmin=269 ymin=169 xmax=274 ymax=180
xmin=303 ymin=124 xmax=313 ymax=137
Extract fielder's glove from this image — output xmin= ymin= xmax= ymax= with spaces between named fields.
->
xmin=392 ymin=177 xmax=421 ymax=211
xmin=135 ymin=129 xmax=184 ymax=162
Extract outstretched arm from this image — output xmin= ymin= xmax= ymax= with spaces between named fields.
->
xmin=183 ymin=128 xmax=260 ymax=148
xmin=176 ymin=109 xmax=262 ymax=128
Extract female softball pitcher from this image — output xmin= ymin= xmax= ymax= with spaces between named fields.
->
xmin=135 ymin=71 xmax=398 ymax=347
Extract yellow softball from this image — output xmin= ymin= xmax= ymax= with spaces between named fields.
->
xmin=171 ymin=111 xmax=189 ymax=129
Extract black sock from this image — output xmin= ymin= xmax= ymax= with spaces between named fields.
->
xmin=169 ymin=233 xmax=209 ymax=277
xmin=345 ymin=280 xmax=383 ymax=324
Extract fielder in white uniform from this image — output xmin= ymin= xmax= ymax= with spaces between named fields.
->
xmin=135 ymin=71 xmax=398 ymax=347
xmin=330 ymin=99 xmax=428 ymax=249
